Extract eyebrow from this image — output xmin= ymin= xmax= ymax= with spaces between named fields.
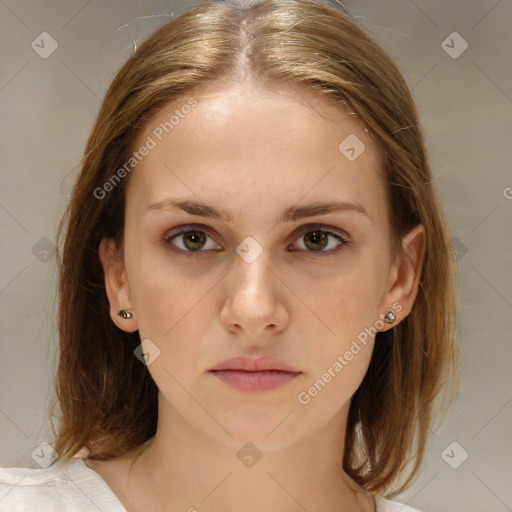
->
xmin=145 ymin=198 xmax=368 ymax=224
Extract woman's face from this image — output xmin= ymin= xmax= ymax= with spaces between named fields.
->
xmin=101 ymin=83 xmax=418 ymax=451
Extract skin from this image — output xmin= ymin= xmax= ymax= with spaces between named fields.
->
xmin=92 ymin=81 xmax=425 ymax=512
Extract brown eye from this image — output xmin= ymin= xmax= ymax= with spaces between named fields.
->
xmin=164 ymin=227 xmax=221 ymax=255
xmin=163 ymin=224 xmax=349 ymax=259
xmin=291 ymin=225 xmax=349 ymax=254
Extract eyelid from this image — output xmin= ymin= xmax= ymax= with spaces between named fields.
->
xmin=164 ymin=223 xmax=216 ymax=238
xmin=291 ymin=223 xmax=351 ymax=242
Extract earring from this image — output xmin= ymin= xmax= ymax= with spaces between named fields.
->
xmin=383 ymin=309 xmax=396 ymax=324
xmin=118 ymin=310 xmax=133 ymax=319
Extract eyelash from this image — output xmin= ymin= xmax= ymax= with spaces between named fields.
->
xmin=162 ymin=223 xmax=351 ymax=259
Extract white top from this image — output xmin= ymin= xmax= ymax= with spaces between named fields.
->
xmin=0 ymin=458 xmax=422 ymax=511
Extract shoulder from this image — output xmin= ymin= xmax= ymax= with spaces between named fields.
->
xmin=375 ymin=494 xmax=424 ymax=511
xmin=0 ymin=457 xmax=126 ymax=511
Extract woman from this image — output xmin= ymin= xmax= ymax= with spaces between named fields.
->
xmin=0 ymin=0 xmax=459 ymax=510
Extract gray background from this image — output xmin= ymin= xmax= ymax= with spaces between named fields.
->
xmin=0 ymin=1 xmax=511 ymax=511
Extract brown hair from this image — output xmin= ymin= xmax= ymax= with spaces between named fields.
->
xmin=50 ymin=0 xmax=459 ymax=497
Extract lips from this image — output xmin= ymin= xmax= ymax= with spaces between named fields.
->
xmin=209 ymin=356 xmax=302 ymax=392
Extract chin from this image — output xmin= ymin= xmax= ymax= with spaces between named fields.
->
xmin=205 ymin=405 xmax=311 ymax=453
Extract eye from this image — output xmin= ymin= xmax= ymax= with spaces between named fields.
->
xmin=163 ymin=225 xmax=221 ymax=258
xmin=289 ymin=224 xmax=350 ymax=255
xmin=163 ymin=223 xmax=350 ymax=258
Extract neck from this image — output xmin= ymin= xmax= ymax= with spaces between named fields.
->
xmin=121 ymin=395 xmax=373 ymax=512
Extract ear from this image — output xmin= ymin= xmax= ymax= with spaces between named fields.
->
xmin=98 ymin=236 xmax=139 ymax=333
xmin=377 ymin=224 xmax=426 ymax=332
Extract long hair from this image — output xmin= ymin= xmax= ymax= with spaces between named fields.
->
xmin=50 ymin=0 xmax=459 ymax=497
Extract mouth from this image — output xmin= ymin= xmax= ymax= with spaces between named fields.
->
xmin=209 ymin=356 xmax=302 ymax=392
xmin=209 ymin=369 xmax=301 ymax=392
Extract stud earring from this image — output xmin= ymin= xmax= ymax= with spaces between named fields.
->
xmin=383 ymin=309 xmax=396 ymax=324
xmin=118 ymin=310 xmax=133 ymax=319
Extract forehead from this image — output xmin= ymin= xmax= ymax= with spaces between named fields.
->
xmin=127 ymin=83 xmax=386 ymax=221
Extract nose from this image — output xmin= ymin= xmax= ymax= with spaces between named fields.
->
xmin=219 ymin=245 xmax=289 ymax=338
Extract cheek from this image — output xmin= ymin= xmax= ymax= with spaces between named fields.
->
xmin=124 ymin=243 xmax=227 ymax=363
xmin=128 ymin=262 xmax=213 ymax=394
xmin=123 ymin=243 xmax=203 ymax=349
xmin=294 ymin=271 xmax=378 ymax=413
xmin=293 ymin=256 xmax=383 ymax=343
xmin=134 ymin=275 xmax=214 ymax=341
xmin=297 ymin=346 xmax=373 ymax=416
